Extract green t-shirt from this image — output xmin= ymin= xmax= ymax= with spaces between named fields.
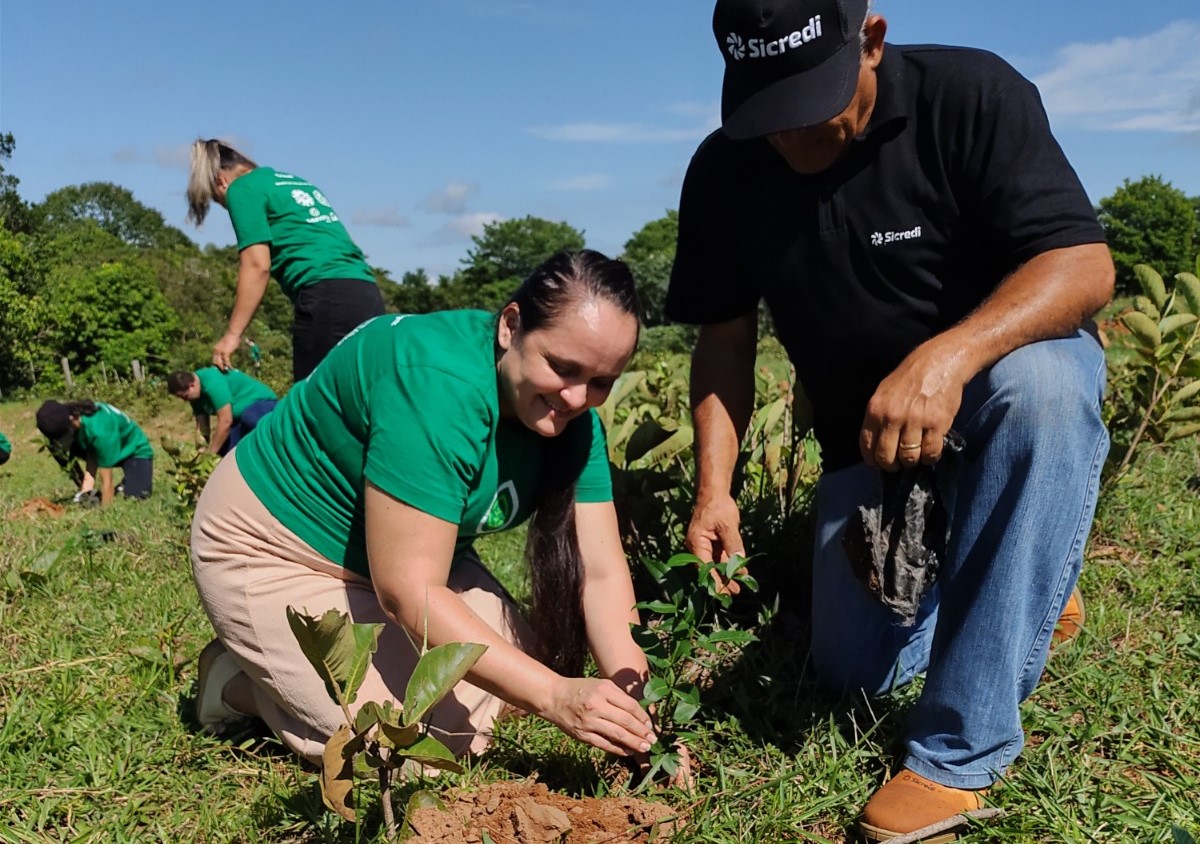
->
xmin=224 ymin=167 xmax=376 ymax=301
xmin=236 ymin=310 xmax=614 ymax=579
xmin=76 ymin=403 xmax=153 ymax=468
xmin=191 ymin=367 xmax=276 ymax=420
xmin=0 ymin=430 xmax=10 ymax=457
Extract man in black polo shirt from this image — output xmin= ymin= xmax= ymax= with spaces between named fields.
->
xmin=666 ymin=0 xmax=1114 ymax=838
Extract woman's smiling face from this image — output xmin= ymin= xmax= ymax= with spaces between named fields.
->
xmin=496 ymin=295 xmax=639 ymax=437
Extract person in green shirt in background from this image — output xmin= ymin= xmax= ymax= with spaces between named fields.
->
xmin=0 ymin=430 xmax=11 ymax=466
xmin=244 ymin=337 xmax=262 ymax=373
xmin=185 ymin=139 xmax=385 ymax=382
xmin=167 ymin=367 xmax=278 ymax=456
xmin=189 ymin=250 xmax=661 ymax=769
xmin=35 ymin=400 xmax=154 ymax=505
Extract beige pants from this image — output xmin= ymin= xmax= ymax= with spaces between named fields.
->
xmin=190 ymin=452 xmax=528 ymax=766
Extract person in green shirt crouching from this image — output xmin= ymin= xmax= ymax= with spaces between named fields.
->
xmin=0 ymin=430 xmax=11 ymax=466
xmin=168 ymin=367 xmax=277 ymax=456
xmin=189 ymin=250 xmax=661 ymax=769
xmin=35 ymin=400 xmax=154 ymax=505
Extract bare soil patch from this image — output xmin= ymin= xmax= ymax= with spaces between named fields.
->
xmin=405 ymin=779 xmax=679 ymax=844
xmin=6 ymin=497 xmax=66 ymax=519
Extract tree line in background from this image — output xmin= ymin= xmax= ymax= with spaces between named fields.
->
xmin=0 ymin=129 xmax=1197 ymax=393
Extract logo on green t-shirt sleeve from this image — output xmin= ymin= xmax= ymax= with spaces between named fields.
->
xmin=478 ymin=480 xmax=518 ymax=533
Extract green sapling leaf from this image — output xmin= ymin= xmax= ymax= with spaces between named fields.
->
xmin=672 ymin=687 xmax=701 ymax=723
xmin=1160 ymin=313 xmax=1198 ymax=337
xmin=1134 ymin=264 xmax=1168 ymax=310
xmin=286 ymin=607 xmax=384 ymax=708
xmin=666 ymin=551 xmax=702 ymax=567
xmin=641 ymin=676 xmax=669 ymax=705
xmin=378 ymin=720 xmax=421 ymax=749
xmin=391 ymin=733 xmax=463 ymax=772
xmin=402 ymin=641 xmax=487 ymax=727
xmin=637 ymin=599 xmax=679 ymax=615
xmin=1175 ymin=272 xmax=1200 ymax=316
xmin=1122 ymin=311 xmax=1162 ymax=349
xmin=1171 ymin=380 xmax=1200 ymax=406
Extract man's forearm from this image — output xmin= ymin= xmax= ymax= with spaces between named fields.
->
xmin=690 ymin=315 xmax=758 ymax=497
xmin=920 ymin=243 xmax=1114 ymax=386
xmin=207 ymin=425 xmax=231 ymax=455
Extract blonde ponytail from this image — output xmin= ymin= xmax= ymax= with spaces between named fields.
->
xmin=185 ymin=138 xmax=258 ymax=227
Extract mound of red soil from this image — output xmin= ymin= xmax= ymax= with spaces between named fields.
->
xmin=405 ymin=779 xmax=679 ymax=844
xmin=6 ymin=498 xmax=66 ymax=519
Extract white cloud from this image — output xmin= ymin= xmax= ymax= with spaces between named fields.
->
xmin=1034 ymin=21 xmax=1200 ymax=132
xmin=529 ymin=100 xmax=720 ymax=145
xmin=422 ymin=181 xmax=478 ymax=214
xmin=154 ymin=143 xmax=192 ymax=170
xmin=528 ymin=121 xmax=712 ymax=144
xmin=667 ymin=101 xmax=721 ymax=121
xmin=423 ymin=212 xmax=505 ymax=244
xmin=352 ymin=207 xmax=411 ymax=228
xmin=549 ymin=173 xmax=611 ymax=191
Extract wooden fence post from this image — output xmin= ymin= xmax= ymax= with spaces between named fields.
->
xmin=131 ymin=360 xmax=143 ymax=382
xmin=61 ymin=357 xmax=73 ymax=387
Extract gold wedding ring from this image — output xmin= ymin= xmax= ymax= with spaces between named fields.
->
xmin=898 ymin=443 xmax=922 ymax=451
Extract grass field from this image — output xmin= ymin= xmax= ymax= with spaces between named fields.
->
xmin=1 ymin=393 xmax=1198 ymax=843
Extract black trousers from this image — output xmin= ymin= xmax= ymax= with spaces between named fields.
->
xmin=292 ymin=279 xmax=385 ymax=381
xmin=118 ymin=457 xmax=153 ymax=499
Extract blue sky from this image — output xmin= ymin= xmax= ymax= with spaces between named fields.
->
xmin=2 ymin=1 xmax=1198 ymax=280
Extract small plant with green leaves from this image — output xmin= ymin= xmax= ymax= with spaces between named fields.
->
xmin=1107 ymin=258 xmax=1200 ymax=480
xmin=2 ymin=547 xmax=60 ymax=595
xmin=160 ymin=437 xmax=219 ymax=512
xmin=286 ymin=606 xmax=486 ymax=840
xmin=633 ymin=551 xmax=759 ymax=786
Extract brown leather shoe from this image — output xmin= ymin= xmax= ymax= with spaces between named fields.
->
xmin=1052 ymin=586 xmax=1086 ymax=647
xmin=859 ymin=769 xmax=985 ymax=842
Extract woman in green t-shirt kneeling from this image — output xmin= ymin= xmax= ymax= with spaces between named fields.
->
xmin=190 ymin=250 xmax=659 ymax=766
xmin=35 ymin=400 xmax=154 ymax=505
xmin=185 ymin=138 xmax=385 ymax=381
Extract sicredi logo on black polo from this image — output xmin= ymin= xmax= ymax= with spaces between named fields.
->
xmin=726 ymin=16 xmax=823 ymax=61
xmin=871 ymin=226 xmax=923 ymax=246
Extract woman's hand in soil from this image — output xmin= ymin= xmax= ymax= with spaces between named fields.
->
xmin=541 ymin=677 xmax=657 ymax=756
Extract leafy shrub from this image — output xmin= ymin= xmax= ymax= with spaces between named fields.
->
xmin=1105 ymin=258 xmax=1200 ymax=481
xmin=634 ymin=551 xmax=759 ymax=785
xmin=160 ymin=438 xmax=218 ymax=512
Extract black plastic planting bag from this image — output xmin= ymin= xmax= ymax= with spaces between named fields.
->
xmin=842 ymin=431 xmax=966 ymax=626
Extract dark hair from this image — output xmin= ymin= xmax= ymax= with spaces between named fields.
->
xmin=506 ymin=249 xmax=638 ymax=676
xmin=66 ymin=400 xmax=98 ymax=417
xmin=166 ymin=371 xmax=196 ymax=394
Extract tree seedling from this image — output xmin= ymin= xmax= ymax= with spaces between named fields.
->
xmin=286 ymin=606 xmax=486 ymax=839
xmin=632 ymin=551 xmax=758 ymax=788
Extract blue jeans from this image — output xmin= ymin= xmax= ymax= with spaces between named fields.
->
xmin=809 ymin=331 xmax=1109 ymax=789
xmin=220 ymin=399 xmax=279 ymax=457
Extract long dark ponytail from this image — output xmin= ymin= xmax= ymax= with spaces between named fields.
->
xmin=505 ymin=250 xmax=638 ymax=676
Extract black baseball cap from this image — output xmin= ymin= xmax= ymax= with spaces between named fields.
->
xmin=36 ymin=401 xmax=76 ymax=450
xmin=714 ymin=0 xmax=870 ymax=139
